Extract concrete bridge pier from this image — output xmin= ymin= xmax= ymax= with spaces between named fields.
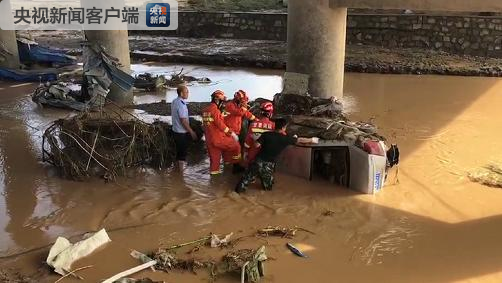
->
xmin=0 ymin=29 xmax=20 ymax=69
xmin=84 ymin=30 xmax=133 ymax=105
xmin=287 ymin=0 xmax=347 ymax=98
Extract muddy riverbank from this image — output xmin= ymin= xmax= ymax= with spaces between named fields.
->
xmin=19 ymin=31 xmax=502 ymax=77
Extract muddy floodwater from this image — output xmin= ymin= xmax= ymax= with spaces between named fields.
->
xmin=131 ymin=62 xmax=284 ymax=104
xmin=1 ymin=65 xmax=502 ymax=283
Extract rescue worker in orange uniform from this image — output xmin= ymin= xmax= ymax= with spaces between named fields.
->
xmin=224 ymin=90 xmax=256 ymax=136
xmin=202 ymin=90 xmax=241 ymax=175
xmin=243 ymin=101 xmax=275 ymax=166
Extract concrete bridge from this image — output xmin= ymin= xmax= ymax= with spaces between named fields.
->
xmin=2 ymin=0 xmax=502 ymax=103
xmin=288 ymin=0 xmax=502 ymax=99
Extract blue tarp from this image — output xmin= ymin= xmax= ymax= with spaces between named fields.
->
xmin=0 ymin=67 xmax=57 ymax=82
xmin=18 ymin=39 xmax=76 ymax=66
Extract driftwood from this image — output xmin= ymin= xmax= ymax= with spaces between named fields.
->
xmin=163 ymin=235 xmax=212 ymax=251
xmin=102 ymin=261 xmax=157 ymax=283
xmin=54 ymin=265 xmax=93 ymax=283
xmin=257 ymin=226 xmax=316 ymax=238
xmin=257 ymin=226 xmax=298 ymax=238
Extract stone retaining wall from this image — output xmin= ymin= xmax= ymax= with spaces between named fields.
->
xmin=135 ymin=11 xmax=287 ymax=41
xmin=348 ymin=14 xmax=502 ymax=57
xmin=134 ymin=11 xmax=502 ymax=57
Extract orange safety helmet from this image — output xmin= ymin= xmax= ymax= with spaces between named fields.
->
xmin=260 ymin=101 xmax=274 ymax=118
xmin=234 ymin=89 xmax=249 ymax=104
xmin=211 ymin=90 xmax=226 ymax=101
xmin=260 ymin=101 xmax=274 ymax=113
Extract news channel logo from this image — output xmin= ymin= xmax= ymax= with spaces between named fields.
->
xmin=0 ymin=0 xmax=179 ymax=31
xmin=146 ymin=3 xmax=171 ymax=27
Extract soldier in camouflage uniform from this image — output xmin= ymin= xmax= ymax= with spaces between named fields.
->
xmin=237 ymin=159 xmax=276 ymax=191
xmin=235 ymin=118 xmax=318 ymax=193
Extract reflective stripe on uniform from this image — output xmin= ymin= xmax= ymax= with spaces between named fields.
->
xmin=202 ymin=113 xmax=214 ymax=124
xmin=251 ymin=128 xmax=269 ymax=133
xmin=232 ymin=154 xmax=241 ymax=160
xmin=210 ymin=170 xmax=222 ymax=175
xmin=224 ymin=127 xmax=230 ymax=133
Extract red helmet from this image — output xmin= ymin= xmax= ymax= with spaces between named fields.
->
xmin=260 ymin=102 xmax=274 ymax=113
xmin=234 ymin=89 xmax=249 ymax=103
xmin=211 ymin=90 xmax=226 ymax=101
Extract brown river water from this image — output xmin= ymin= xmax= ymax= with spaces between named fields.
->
xmin=1 ymin=64 xmax=502 ymax=283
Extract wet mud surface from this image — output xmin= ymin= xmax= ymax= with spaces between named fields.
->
xmin=2 ymin=71 xmax=502 ymax=282
xmin=20 ymin=31 xmax=502 ymax=77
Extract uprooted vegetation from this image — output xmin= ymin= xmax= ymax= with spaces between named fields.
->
xmin=42 ymin=109 xmax=203 ymax=181
xmin=146 ymin=229 xmax=283 ymax=282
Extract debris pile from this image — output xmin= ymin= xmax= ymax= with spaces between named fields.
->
xmin=212 ymin=246 xmax=267 ymax=283
xmin=166 ymin=68 xmax=211 ymax=87
xmin=32 ymin=82 xmax=86 ymax=111
xmin=81 ymin=43 xmax=134 ymax=109
xmin=32 ymin=42 xmax=134 ymax=111
xmin=38 ymin=226 xmax=314 ymax=282
xmin=134 ymin=69 xmax=212 ymax=91
xmin=273 ymin=93 xmax=384 ymax=147
xmin=42 ymin=111 xmax=176 ymax=181
xmin=274 ymin=92 xmax=344 ymax=119
xmin=151 ymin=249 xmax=209 ymax=273
xmin=144 ymin=232 xmax=268 ymax=282
xmin=134 ymin=73 xmax=167 ymax=91
xmin=17 ymin=37 xmax=76 ymax=67
xmin=469 ymin=163 xmax=502 ymax=188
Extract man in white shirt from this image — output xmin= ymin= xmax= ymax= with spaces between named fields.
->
xmin=171 ymin=85 xmax=197 ymax=169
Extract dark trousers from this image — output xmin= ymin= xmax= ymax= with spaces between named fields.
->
xmin=235 ymin=159 xmax=275 ymax=193
xmin=173 ymin=131 xmax=191 ymax=161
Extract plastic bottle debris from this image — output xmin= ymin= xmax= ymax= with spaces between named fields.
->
xmin=286 ymin=243 xmax=308 ymax=258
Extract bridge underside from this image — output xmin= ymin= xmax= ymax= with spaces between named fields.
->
xmin=288 ymin=0 xmax=502 ymax=99
xmin=330 ymin=0 xmax=502 ymax=12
